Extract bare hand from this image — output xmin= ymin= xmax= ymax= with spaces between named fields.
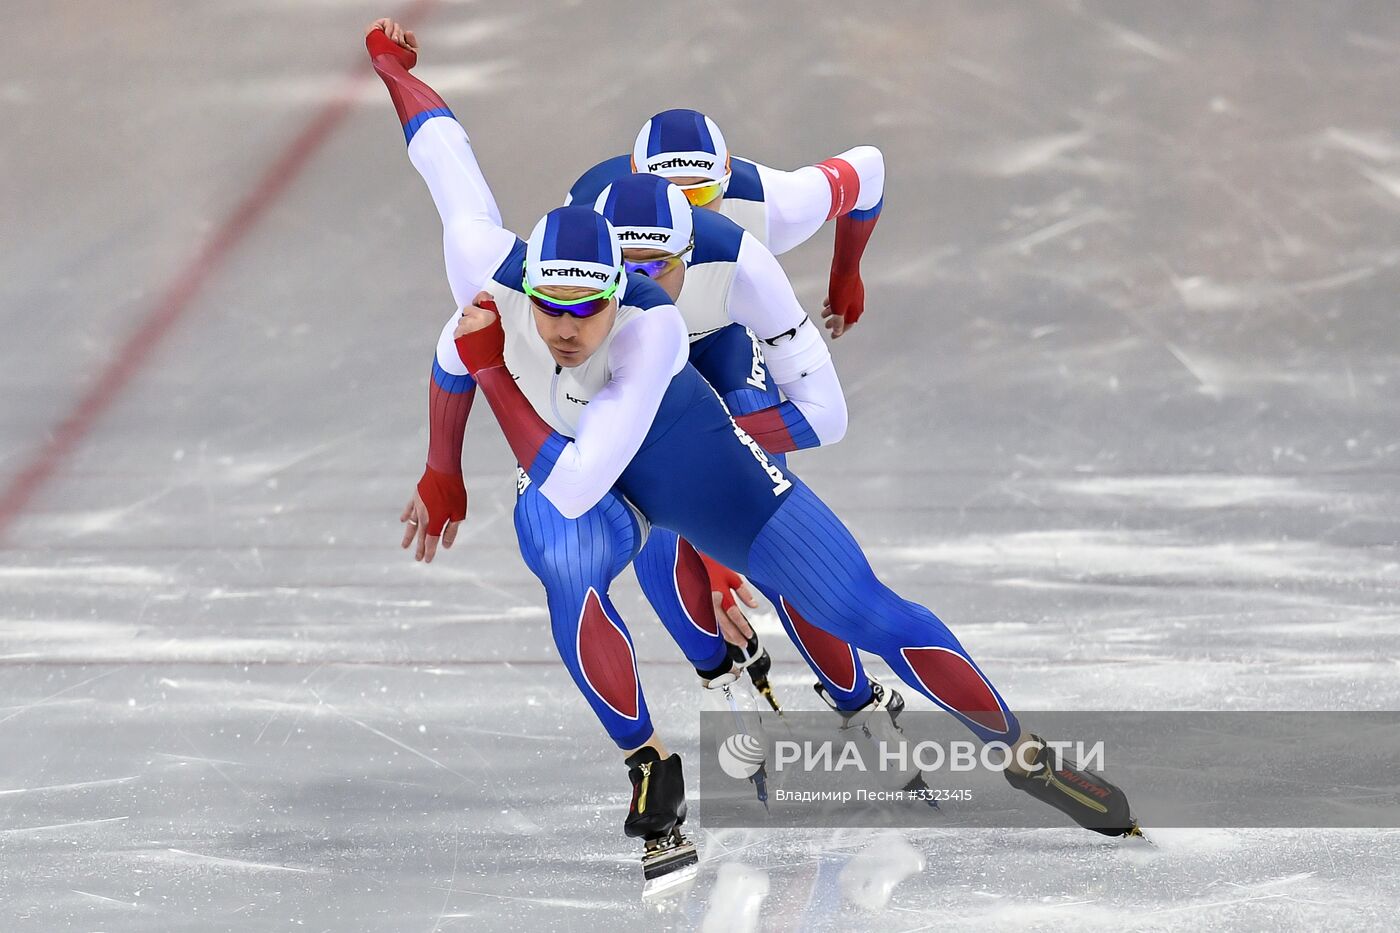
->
xmin=366 ymin=17 xmax=418 ymax=52
xmin=820 ymin=297 xmax=849 ymax=338
xmin=399 ymin=491 xmax=458 ymax=563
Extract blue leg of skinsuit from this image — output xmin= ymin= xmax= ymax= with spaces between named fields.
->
xmin=693 ymin=323 xmax=873 ymax=709
xmin=630 ymin=333 xmax=768 ymax=682
xmin=618 ymin=366 xmax=1020 ymax=746
xmin=631 ymin=528 xmax=730 ymax=678
xmin=514 ymin=472 xmax=656 ymax=750
xmin=744 ymin=482 xmax=1020 ymax=744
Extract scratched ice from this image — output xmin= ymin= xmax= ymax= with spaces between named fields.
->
xmin=3 ymin=2 xmax=1399 ymax=931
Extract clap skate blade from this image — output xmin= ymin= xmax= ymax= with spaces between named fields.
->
xmin=641 ymin=828 xmax=698 ymax=895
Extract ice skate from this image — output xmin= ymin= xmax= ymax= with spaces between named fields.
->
xmin=816 ymin=678 xmax=941 ymax=807
xmin=625 ymin=747 xmax=699 ymax=893
xmin=1003 ymin=733 xmax=1143 ymax=838
xmin=727 ymin=630 xmax=782 ymax=713
xmin=704 ymin=669 xmax=772 ymax=806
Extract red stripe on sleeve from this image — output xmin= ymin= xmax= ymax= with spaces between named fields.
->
xmin=817 ymin=157 xmax=862 ymax=221
xmin=735 ymin=407 xmax=798 ymax=454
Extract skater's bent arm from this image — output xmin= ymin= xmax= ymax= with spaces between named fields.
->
xmin=758 ymin=148 xmax=884 ymax=336
xmin=368 ymin=28 xmax=517 ymax=306
xmin=538 ymin=309 xmax=689 ymax=518
xmin=458 ymin=302 xmax=688 ymax=520
xmin=756 ymin=146 xmax=885 ymax=256
xmin=735 ymin=363 xmax=847 ymax=454
xmin=726 ymin=233 xmax=848 ymax=450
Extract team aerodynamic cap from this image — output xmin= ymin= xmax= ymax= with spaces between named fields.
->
xmin=594 ymin=174 xmax=695 ymax=258
xmin=632 ymin=109 xmax=730 ymax=182
xmin=524 ymin=205 xmax=626 ymax=296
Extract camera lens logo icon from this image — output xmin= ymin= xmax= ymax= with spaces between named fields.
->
xmin=717 ymin=733 xmax=765 ymax=780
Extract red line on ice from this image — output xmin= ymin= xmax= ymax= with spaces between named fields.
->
xmin=0 ymin=0 xmax=438 ymax=543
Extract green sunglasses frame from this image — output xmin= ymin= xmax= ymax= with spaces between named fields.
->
xmin=521 ymin=264 xmax=622 ymax=308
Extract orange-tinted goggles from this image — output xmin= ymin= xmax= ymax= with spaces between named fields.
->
xmin=674 ymin=176 xmax=728 ymax=207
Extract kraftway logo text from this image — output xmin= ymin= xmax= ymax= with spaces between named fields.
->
xmin=648 ymin=157 xmax=714 ymax=171
xmin=541 ymin=267 xmax=610 ymax=280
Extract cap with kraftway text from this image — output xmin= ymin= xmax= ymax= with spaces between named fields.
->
xmin=525 ymin=205 xmax=625 ymax=294
xmin=595 ymin=173 xmax=695 ymax=258
xmin=632 ymin=109 xmax=730 ymax=182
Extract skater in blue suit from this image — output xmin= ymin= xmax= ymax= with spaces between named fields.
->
xmin=365 ymin=19 xmax=1140 ymax=879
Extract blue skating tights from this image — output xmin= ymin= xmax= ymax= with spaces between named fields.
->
xmin=633 ymin=323 xmax=874 ymax=712
xmin=634 ymin=526 xmax=874 ymax=709
xmin=515 ymin=475 xmax=1018 ymax=750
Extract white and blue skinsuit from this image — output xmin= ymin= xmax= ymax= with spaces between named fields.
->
xmin=565 ymin=109 xmax=885 ymax=259
xmin=593 ymin=172 xmax=879 ymax=710
xmin=370 ymin=38 xmax=1020 ymax=752
xmin=570 ymin=110 xmax=888 ymax=710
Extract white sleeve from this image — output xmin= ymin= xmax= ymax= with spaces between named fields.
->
xmin=434 ymin=308 xmax=468 ymax=375
xmin=538 ymin=307 xmax=689 ymax=519
xmin=754 ymin=146 xmax=886 ymax=255
xmin=727 ymin=232 xmax=809 ymax=341
xmin=752 ymin=162 xmax=830 ymax=256
xmin=774 ymin=359 xmax=847 ymax=445
xmin=407 ymin=116 xmax=520 ymax=308
xmin=728 ymin=233 xmax=848 ymax=443
xmin=835 ymin=145 xmax=886 ymax=211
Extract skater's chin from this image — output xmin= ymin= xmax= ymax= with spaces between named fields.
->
xmin=550 ymin=345 xmax=588 ymax=367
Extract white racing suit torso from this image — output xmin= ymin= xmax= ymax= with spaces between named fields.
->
xmin=431 ymin=240 xmax=665 ymax=438
xmin=408 ymin=114 xmax=688 ymax=518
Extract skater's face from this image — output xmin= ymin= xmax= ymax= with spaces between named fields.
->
xmin=666 ymin=175 xmax=725 ymax=212
xmin=621 ymin=248 xmax=686 ymax=301
xmin=531 ymin=285 xmax=618 ymax=367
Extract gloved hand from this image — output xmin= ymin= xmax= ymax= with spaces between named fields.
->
xmin=416 ymin=465 xmax=466 ymax=535
xmin=700 ymin=552 xmax=762 ymax=650
xmin=701 ymin=552 xmax=751 ymax=614
xmin=454 ymin=295 xmax=506 ymax=374
xmin=401 ymin=467 xmax=466 ymax=563
xmin=365 ymin=18 xmax=418 ymax=69
xmin=824 ymin=271 xmax=866 ymax=335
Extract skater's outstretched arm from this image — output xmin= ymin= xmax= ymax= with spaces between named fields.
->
xmin=755 ymin=147 xmax=885 ymax=336
xmin=454 ymin=294 xmax=688 ymax=520
xmin=725 ymin=232 xmax=848 ymax=452
xmin=367 ymin=22 xmax=518 ymax=307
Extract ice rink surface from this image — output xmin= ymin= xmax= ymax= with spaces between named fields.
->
xmin=4 ymin=0 xmax=1400 ymax=929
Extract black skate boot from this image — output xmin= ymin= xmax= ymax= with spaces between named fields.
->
xmin=815 ymin=679 xmax=940 ymax=808
xmin=816 ymin=677 xmax=907 ymax=725
xmin=728 ymin=631 xmax=781 ymax=713
xmin=1003 ymin=734 xmax=1143 ymax=838
xmin=624 ymin=747 xmax=698 ymax=891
